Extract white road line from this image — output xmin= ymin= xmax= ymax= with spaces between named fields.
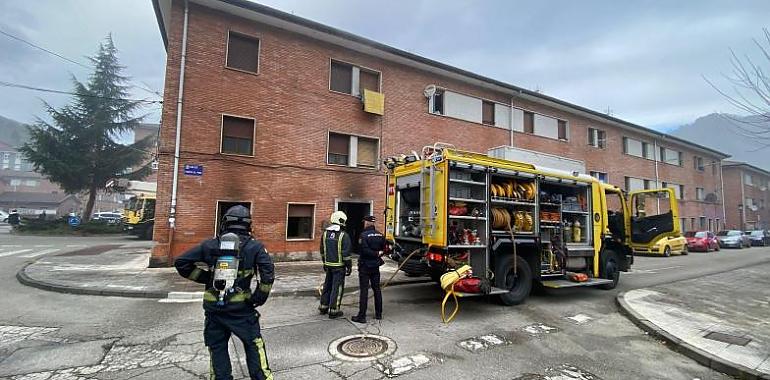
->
xmin=0 ymin=249 xmax=33 ymax=257
xmin=33 ymin=245 xmax=53 ymax=248
xmin=65 ymin=245 xmax=85 ymax=248
xmin=20 ymin=248 xmax=60 ymax=258
xmin=0 ymin=245 xmax=22 ymax=248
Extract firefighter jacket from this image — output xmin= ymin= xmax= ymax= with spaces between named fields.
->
xmin=175 ymin=232 xmax=275 ymax=316
xmin=320 ymin=224 xmax=352 ymax=269
xmin=358 ymin=225 xmax=386 ymax=269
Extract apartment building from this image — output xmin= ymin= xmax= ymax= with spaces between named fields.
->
xmin=722 ymin=161 xmax=770 ymax=230
xmin=149 ymin=0 xmax=729 ymax=265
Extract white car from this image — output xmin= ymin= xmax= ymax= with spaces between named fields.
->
xmin=91 ymin=212 xmax=123 ymax=224
xmin=0 ymin=210 xmax=8 ymax=223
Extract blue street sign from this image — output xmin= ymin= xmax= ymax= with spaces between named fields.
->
xmin=68 ymin=216 xmax=81 ymax=227
xmin=184 ymin=164 xmax=203 ymax=176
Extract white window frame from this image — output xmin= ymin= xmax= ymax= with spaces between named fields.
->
xmin=328 ymin=58 xmax=382 ymax=97
xmin=696 ymin=187 xmax=705 ymax=201
xmin=326 ymin=130 xmax=380 ymax=170
xmin=285 ymin=202 xmax=316 ymax=241
xmin=220 ymin=113 xmax=257 ymax=157
xmin=622 ymin=137 xmax=654 ymax=160
xmin=589 ymin=170 xmax=608 ymax=183
xmin=224 ymin=29 xmax=261 ymax=75
xmin=588 ymin=128 xmax=606 ymax=149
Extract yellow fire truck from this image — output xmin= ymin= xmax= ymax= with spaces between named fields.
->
xmin=384 ymin=143 xmax=679 ymax=305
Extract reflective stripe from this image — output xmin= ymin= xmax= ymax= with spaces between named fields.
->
xmin=203 ymin=291 xmax=218 ymax=302
xmin=322 ymin=231 xmax=346 ymax=266
xmin=254 ymin=337 xmax=273 ymax=380
xmin=238 ymin=269 xmax=254 ymax=277
xmin=208 ymin=348 xmax=216 ymax=379
xmin=189 ymin=268 xmax=202 ymax=281
xmin=336 ymin=232 xmax=344 ymax=265
xmin=258 ymin=282 xmax=272 ymax=293
xmin=228 ymin=291 xmax=251 ymax=303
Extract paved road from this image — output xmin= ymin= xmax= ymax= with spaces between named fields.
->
xmin=1 ymin=227 xmax=769 ymax=379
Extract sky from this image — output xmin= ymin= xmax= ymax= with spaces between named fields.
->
xmin=1 ymin=0 xmax=768 ymax=132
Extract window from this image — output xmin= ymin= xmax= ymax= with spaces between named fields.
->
xmin=1 ymin=152 xmax=9 ymax=169
xmin=660 ymin=147 xmax=682 ymax=166
xmin=10 ymin=179 xmax=21 ymax=186
xmin=642 ymin=142 xmax=653 ymax=159
xmin=623 ymin=137 xmax=652 ymax=159
xmin=221 ymin=115 xmax=255 ymax=156
xmin=744 ymin=173 xmax=753 ymax=186
xmin=226 ymin=32 xmax=260 ymax=73
xmin=24 ymin=180 xmax=38 ymax=187
xmin=712 ymin=160 xmax=718 ymax=175
xmin=482 ymin=100 xmax=495 ymax=125
xmin=523 ymin=111 xmax=534 ymax=134
xmin=327 ymin=132 xmax=379 ymax=169
xmin=761 ymin=199 xmax=766 ymax=209
xmin=286 ymin=203 xmax=315 ymax=240
xmin=696 ymin=187 xmax=705 ymax=201
xmin=557 ymin=120 xmax=568 ymax=140
xmin=215 ymin=201 xmax=251 ymax=234
xmin=588 ymin=128 xmax=606 ymax=148
xmin=329 ymin=60 xmax=380 ymax=97
xmin=625 ymin=176 xmax=647 ymax=192
xmin=590 ymin=171 xmax=608 ymax=183
xmin=328 ymin=133 xmax=349 ymax=165
xmin=699 ymin=217 xmax=706 ymax=229
xmin=694 ymin=156 xmax=704 ymax=171
xmin=430 ymin=89 xmax=444 ymax=115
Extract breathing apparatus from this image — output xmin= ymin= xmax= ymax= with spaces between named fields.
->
xmin=213 ymin=232 xmax=241 ymax=306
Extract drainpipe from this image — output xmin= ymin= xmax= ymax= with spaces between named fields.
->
xmin=509 ymin=97 xmax=514 ymax=146
xmin=653 ymin=139 xmax=660 ymax=214
xmin=740 ymin=168 xmax=746 ymax=230
xmin=719 ymin=160 xmax=726 ymax=230
xmin=169 ymin=0 xmax=189 ymax=231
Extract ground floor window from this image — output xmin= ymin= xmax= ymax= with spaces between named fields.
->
xmin=286 ymin=203 xmax=315 ymax=240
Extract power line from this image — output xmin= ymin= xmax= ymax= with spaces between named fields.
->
xmin=0 ymin=81 xmax=163 ymax=105
xmin=0 ymin=28 xmax=91 ymax=70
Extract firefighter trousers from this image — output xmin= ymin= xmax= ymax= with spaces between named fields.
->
xmin=356 ymin=266 xmax=382 ymax=318
xmin=204 ymin=312 xmax=273 ymax=380
xmin=319 ymin=267 xmax=346 ymax=313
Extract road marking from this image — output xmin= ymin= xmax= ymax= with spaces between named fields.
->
xmin=20 ymin=248 xmax=60 ymax=258
xmin=33 ymin=245 xmax=53 ymax=248
xmin=0 ymin=249 xmax=33 ymax=257
xmin=566 ymin=314 xmax=593 ymax=325
xmin=0 ymin=245 xmax=21 ymax=248
xmin=65 ymin=244 xmax=85 ymax=248
xmin=626 ymin=265 xmax=683 ymax=275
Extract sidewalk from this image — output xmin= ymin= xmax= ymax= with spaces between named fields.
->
xmin=617 ymin=263 xmax=770 ymax=380
xmin=17 ymin=246 xmax=431 ymax=299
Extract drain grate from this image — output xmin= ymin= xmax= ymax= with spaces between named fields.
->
xmin=704 ymin=331 xmax=751 ymax=346
xmin=328 ymin=334 xmax=396 ymax=362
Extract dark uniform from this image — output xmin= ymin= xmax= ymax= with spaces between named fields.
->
xmin=175 ymin=206 xmax=274 ymax=380
xmin=318 ymin=223 xmax=352 ymax=318
xmin=352 ymin=217 xmax=386 ymax=322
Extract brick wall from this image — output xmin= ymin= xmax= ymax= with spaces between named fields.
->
xmin=150 ymin=2 xmax=727 ymax=265
xmin=723 ymin=165 xmax=770 ymax=230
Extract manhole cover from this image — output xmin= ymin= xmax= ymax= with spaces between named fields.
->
xmin=328 ymin=334 xmax=396 ymax=362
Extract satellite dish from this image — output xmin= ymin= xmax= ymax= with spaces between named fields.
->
xmin=423 ymin=84 xmax=437 ymax=98
xmin=761 ymin=186 xmax=767 ymax=191
xmin=704 ymin=193 xmax=718 ymax=203
xmin=751 ymin=205 xmax=759 ymax=212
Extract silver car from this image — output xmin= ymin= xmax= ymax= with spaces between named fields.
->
xmin=716 ymin=230 xmax=751 ymax=249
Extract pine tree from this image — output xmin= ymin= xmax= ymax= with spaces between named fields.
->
xmin=20 ymin=35 xmax=153 ymax=221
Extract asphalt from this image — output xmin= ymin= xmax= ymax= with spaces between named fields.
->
xmin=617 ymin=262 xmax=770 ymax=379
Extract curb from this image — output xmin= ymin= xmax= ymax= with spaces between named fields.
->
xmin=16 ymin=262 xmax=433 ymax=300
xmin=616 ymin=292 xmax=770 ymax=380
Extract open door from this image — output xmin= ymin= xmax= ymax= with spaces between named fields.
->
xmin=628 ymin=188 xmax=680 ymax=245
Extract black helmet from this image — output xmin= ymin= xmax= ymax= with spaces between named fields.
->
xmin=221 ymin=205 xmax=251 ymax=232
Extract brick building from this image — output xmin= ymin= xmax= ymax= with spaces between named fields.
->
xmin=149 ymin=0 xmax=729 ymax=265
xmin=722 ymin=161 xmax=770 ymax=230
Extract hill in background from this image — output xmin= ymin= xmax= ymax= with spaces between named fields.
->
xmin=0 ymin=115 xmax=29 ymax=147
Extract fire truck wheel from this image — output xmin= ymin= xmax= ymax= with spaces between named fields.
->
xmin=495 ymin=254 xmax=532 ymax=306
xmin=598 ymin=251 xmax=620 ymax=290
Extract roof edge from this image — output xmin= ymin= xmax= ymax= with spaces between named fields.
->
xmin=152 ymin=0 xmax=168 ymax=50
xmin=722 ymin=161 xmax=770 ymax=177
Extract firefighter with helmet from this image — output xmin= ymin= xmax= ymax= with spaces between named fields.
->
xmin=175 ymin=205 xmax=275 ymax=380
xmin=319 ymin=210 xmax=352 ymax=318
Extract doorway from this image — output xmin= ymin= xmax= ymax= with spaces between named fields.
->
xmin=337 ymin=201 xmax=371 ymax=253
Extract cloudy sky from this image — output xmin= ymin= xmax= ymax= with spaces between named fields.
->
xmin=1 ymin=0 xmax=768 ymax=131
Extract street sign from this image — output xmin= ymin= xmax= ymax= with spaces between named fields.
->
xmin=68 ymin=215 xmax=81 ymax=227
xmin=184 ymin=164 xmax=203 ymax=176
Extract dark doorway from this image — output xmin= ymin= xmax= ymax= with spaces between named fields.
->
xmin=215 ymin=201 xmax=252 ymax=235
xmin=337 ymin=201 xmax=371 ymax=253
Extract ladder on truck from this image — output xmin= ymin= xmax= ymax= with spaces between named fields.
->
xmin=419 ymin=143 xmax=453 ymax=240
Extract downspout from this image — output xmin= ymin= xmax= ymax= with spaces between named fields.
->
xmin=509 ymin=97 xmax=514 ymax=146
xmin=719 ymin=160 xmax=726 ymax=230
xmin=169 ymin=0 xmax=189 ymax=231
xmin=653 ymin=139 xmax=660 ymax=214
xmin=740 ymin=168 xmax=746 ymax=230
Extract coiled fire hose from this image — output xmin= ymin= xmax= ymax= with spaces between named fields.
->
xmin=439 ymin=264 xmax=471 ymax=323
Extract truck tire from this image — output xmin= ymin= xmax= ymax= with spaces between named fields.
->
xmin=495 ymin=254 xmax=532 ymax=306
xmin=598 ymin=250 xmax=620 ymax=290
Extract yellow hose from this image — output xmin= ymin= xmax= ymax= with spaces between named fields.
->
xmin=440 ymin=265 xmax=471 ymax=323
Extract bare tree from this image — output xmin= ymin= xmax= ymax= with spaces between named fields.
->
xmin=705 ymin=28 xmax=770 ymax=149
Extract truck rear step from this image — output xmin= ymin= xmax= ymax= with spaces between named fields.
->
xmin=541 ymin=278 xmax=614 ymax=288
xmin=455 ymin=287 xmax=510 ymax=298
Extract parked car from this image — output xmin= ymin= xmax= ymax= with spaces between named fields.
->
xmin=0 ymin=210 xmax=8 ymax=223
xmin=645 ymin=235 xmax=688 ymax=256
xmin=91 ymin=212 xmax=123 ymax=224
xmin=716 ymin=230 xmax=751 ymax=248
xmin=748 ymin=230 xmax=770 ymax=247
xmin=685 ymin=231 xmax=720 ymax=252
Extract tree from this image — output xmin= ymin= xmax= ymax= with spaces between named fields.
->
xmin=706 ymin=28 xmax=770 ymax=149
xmin=20 ymin=35 xmax=153 ymax=221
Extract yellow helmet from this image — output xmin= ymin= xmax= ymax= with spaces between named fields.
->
xmin=330 ymin=211 xmax=348 ymax=226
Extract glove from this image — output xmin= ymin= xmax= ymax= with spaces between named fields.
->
xmin=251 ymin=282 xmax=272 ymax=307
xmin=345 ymin=261 xmax=352 ymax=276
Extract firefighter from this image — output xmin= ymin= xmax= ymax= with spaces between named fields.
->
xmin=174 ymin=205 xmax=274 ymax=380
xmin=7 ymin=209 xmax=20 ymax=227
xmin=351 ymin=215 xmax=385 ymax=323
xmin=319 ymin=211 xmax=352 ymax=319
